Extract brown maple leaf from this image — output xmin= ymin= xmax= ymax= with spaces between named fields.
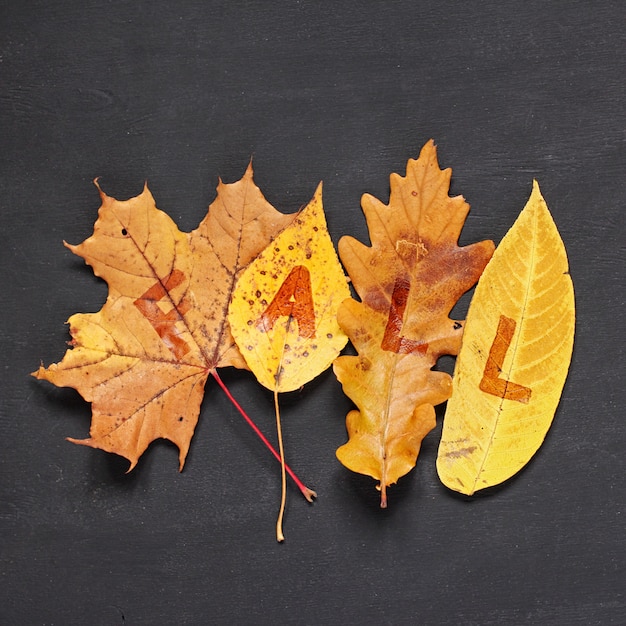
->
xmin=34 ymin=165 xmax=295 ymax=470
xmin=333 ymin=140 xmax=495 ymax=506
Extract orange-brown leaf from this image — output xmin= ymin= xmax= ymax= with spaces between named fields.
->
xmin=33 ymin=165 xmax=295 ymax=469
xmin=333 ymin=140 xmax=495 ymax=505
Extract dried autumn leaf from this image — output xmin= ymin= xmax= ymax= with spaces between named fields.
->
xmin=229 ymin=183 xmax=350 ymax=393
xmin=333 ymin=140 xmax=495 ymax=506
xmin=229 ymin=183 xmax=350 ymax=539
xmin=33 ymin=165 xmax=295 ymax=470
xmin=437 ymin=181 xmax=575 ymax=495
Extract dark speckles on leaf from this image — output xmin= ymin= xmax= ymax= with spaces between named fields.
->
xmin=326 ymin=333 xmax=333 ymax=339
xmin=302 ymin=351 xmax=309 ymax=357
xmin=178 ymin=416 xmax=184 ymax=422
xmin=247 ymin=320 xmax=253 ymax=326
xmin=248 ymin=299 xmax=254 ymax=306
xmin=288 ymin=245 xmax=294 ymax=250
xmin=453 ymin=321 xmax=462 ymax=330
xmin=121 ymin=228 xmax=128 ymax=236
xmin=255 ymin=290 xmax=262 ymax=298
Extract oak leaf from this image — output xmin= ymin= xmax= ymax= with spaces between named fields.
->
xmin=229 ymin=184 xmax=350 ymax=539
xmin=437 ymin=181 xmax=575 ymax=494
xmin=33 ymin=165 xmax=295 ymax=470
xmin=333 ymin=140 xmax=495 ymax=506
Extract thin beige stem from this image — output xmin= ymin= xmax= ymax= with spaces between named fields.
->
xmin=274 ymin=388 xmax=287 ymax=542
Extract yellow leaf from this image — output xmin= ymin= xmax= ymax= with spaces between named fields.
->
xmin=228 ymin=183 xmax=349 ymax=541
xmin=229 ymin=183 xmax=350 ymax=393
xmin=437 ymin=181 xmax=575 ymax=495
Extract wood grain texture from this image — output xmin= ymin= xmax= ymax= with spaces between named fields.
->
xmin=1 ymin=1 xmax=624 ymax=623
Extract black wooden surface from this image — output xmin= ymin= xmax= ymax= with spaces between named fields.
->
xmin=1 ymin=1 xmax=624 ymax=624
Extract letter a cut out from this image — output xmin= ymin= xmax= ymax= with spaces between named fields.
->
xmin=134 ymin=269 xmax=192 ymax=359
xmin=479 ymin=314 xmax=532 ymax=403
xmin=257 ymin=265 xmax=316 ymax=338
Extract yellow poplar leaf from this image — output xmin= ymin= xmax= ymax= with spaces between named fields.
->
xmin=228 ymin=183 xmax=350 ymax=392
xmin=228 ymin=183 xmax=349 ymax=541
xmin=437 ymin=181 xmax=575 ymax=495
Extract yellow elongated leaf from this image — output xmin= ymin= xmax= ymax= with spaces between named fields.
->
xmin=229 ymin=184 xmax=350 ymax=392
xmin=437 ymin=181 xmax=575 ymax=495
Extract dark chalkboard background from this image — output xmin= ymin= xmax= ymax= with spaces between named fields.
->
xmin=2 ymin=1 xmax=624 ymax=624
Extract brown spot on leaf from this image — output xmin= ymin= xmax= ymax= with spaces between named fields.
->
xmin=444 ymin=446 xmax=477 ymax=459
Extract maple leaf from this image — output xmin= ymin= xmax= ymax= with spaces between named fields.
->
xmin=333 ymin=140 xmax=495 ymax=506
xmin=33 ymin=165 xmax=303 ymax=471
xmin=229 ymin=184 xmax=350 ymax=540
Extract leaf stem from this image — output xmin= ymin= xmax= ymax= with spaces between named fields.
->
xmin=274 ymin=388 xmax=286 ymax=543
xmin=210 ymin=370 xmax=316 ymax=503
xmin=380 ymin=485 xmax=388 ymax=509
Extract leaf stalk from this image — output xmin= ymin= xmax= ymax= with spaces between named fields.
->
xmin=210 ymin=370 xmax=316 ymax=504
